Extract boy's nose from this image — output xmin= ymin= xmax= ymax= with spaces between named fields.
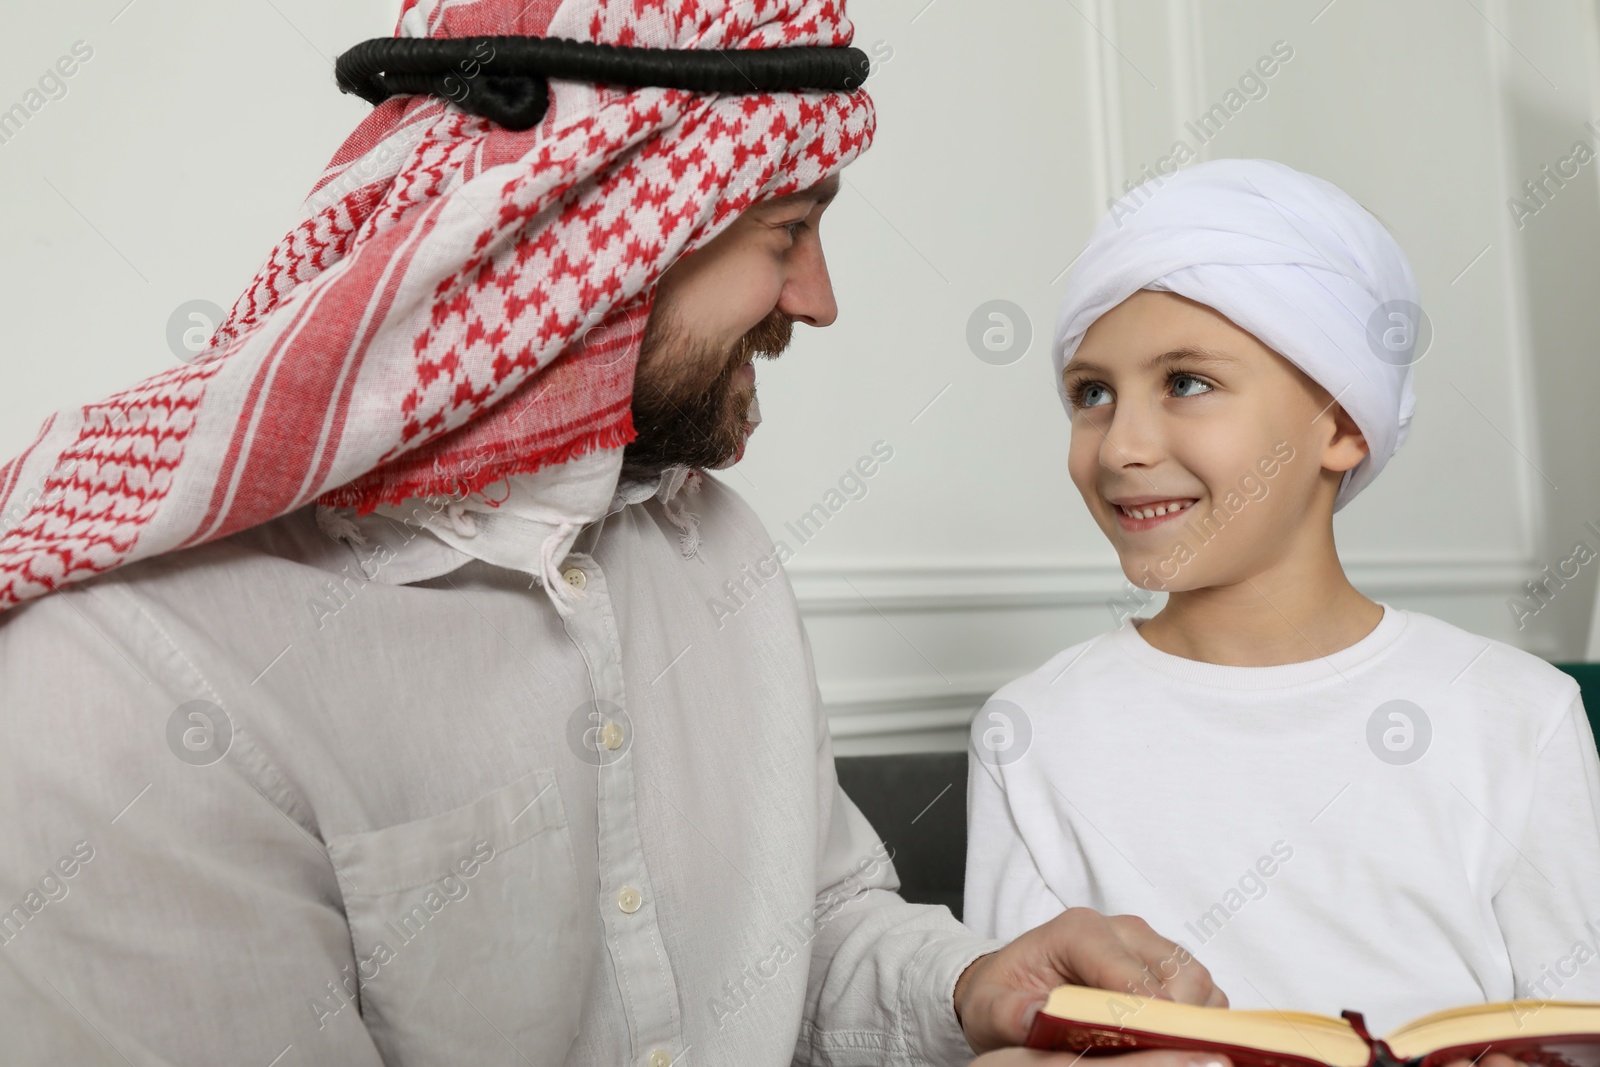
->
xmin=1098 ymin=404 xmax=1164 ymax=471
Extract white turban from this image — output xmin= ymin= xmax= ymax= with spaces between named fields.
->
xmin=1052 ymin=158 xmax=1420 ymax=512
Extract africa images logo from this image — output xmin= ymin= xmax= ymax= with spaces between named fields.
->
xmin=0 ymin=40 xmax=94 ymax=149
xmin=166 ymin=700 xmax=233 ymax=767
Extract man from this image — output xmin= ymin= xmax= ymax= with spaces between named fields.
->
xmin=0 ymin=1 xmax=1226 ymax=1063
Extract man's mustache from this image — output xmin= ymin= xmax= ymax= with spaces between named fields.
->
xmin=732 ymin=311 xmax=795 ymax=366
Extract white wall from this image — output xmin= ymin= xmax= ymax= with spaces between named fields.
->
xmin=4 ymin=1 xmax=1598 ymax=754
xmin=0 ymin=0 xmax=394 ymax=450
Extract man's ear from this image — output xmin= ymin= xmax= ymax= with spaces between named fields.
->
xmin=1323 ymin=403 xmax=1370 ymax=474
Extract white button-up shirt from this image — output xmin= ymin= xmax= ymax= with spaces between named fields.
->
xmin=0 ymin=467 xmax=1006 ymax=1066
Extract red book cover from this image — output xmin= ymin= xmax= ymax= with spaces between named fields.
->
xmin=1025 ymin=1012 xmax=1338 ymax=1067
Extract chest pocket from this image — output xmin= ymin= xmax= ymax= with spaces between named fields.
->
xmin=327 ymin=767 xmax=593 ymax=1065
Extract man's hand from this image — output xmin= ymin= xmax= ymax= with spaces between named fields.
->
xmin=953 ymin=907 xmax=1228 ymax=1054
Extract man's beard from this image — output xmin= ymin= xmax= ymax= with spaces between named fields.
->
xmin=620 ymin=307 xmax=794 ymax=479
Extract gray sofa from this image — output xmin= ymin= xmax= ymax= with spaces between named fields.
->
xmin=835 ymin=752 xmax=968 ymax=920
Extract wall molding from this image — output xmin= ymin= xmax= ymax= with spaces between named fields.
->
xmin=1481 ymin=0 xmax=1546 ymax=564
xmin=790 ymin=553 xmax=1535 ymax=615
xmin=807 ymin=554 xmax=1545 ymax=753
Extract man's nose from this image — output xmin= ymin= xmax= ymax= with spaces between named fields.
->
xmin=778 ymin=241 xmax=838 ymax=327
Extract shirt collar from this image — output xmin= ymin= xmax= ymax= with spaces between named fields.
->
xmin=312 ymin=464 xmax=683 ymax=589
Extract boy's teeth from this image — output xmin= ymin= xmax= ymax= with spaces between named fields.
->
xmin=1120 ymin=499 xmax=1196 ymax=520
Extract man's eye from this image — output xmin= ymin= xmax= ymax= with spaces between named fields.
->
xmin=783 ymin=219 xmax=809 ymax=239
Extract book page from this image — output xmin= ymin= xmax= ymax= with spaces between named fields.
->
xmin=1040 ymin=986 xmax=1373 ymax=1067
xmin=1386 ymin=1002 xmax=1600 ymax=1061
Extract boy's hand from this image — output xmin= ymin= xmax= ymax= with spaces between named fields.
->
xmin=954 ymin=907 xmax=1228 ymax=1054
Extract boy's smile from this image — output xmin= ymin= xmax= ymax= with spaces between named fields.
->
xmin=1110 ymin=496 xmax=1200 ymax=531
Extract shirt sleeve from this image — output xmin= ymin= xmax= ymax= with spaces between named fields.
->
xmin=1494 ymin=686 xmax=1600 ymax=1001
xmin=962 ymin=741 xmax=1071 ymax=943
xmin=0 ymin=583 xmax=387 ymax=1067
xmin=792 ymin=673 xmax=1006 ymax=1066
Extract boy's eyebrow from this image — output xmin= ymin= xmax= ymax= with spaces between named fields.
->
xmin=1063 ymin=345 xmax=1240 ymax=378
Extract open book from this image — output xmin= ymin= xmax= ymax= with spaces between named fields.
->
xmin=1025 ymin=984 xmax=1600 ymax=1067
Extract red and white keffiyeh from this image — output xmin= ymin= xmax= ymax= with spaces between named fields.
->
xmin=0 ymin=0 xmax=874 ymax=613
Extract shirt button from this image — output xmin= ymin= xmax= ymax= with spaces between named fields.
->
xmin=617 ymin=886 xmax=642 ymax=914
xmin=600 ymin=722 xmax=625 ymax=750
xmin=562 ymin=566 xmax=587 ymax=591
xmin=648 ymin=1051 xmax=672 ymax=1067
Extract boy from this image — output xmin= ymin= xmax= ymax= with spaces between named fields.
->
xmin=963 ymin=158 xmax=1600 ymax=1033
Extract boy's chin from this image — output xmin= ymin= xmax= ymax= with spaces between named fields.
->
xmin=1117 ymin=555 xmax=1200 ymax=593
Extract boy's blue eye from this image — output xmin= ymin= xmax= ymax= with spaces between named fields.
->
xmin=1065 ymin=369 xmax=1213 ymax=410
xmin=1073 ymin=383 xmax=1112 ymax=409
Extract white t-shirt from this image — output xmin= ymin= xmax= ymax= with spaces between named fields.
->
xmin=963 ymin=602 xmax=1600 ymax=1032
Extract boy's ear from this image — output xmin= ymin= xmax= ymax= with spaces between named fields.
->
xmin=1323 ymin=404 xmax=1370 ymax=474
